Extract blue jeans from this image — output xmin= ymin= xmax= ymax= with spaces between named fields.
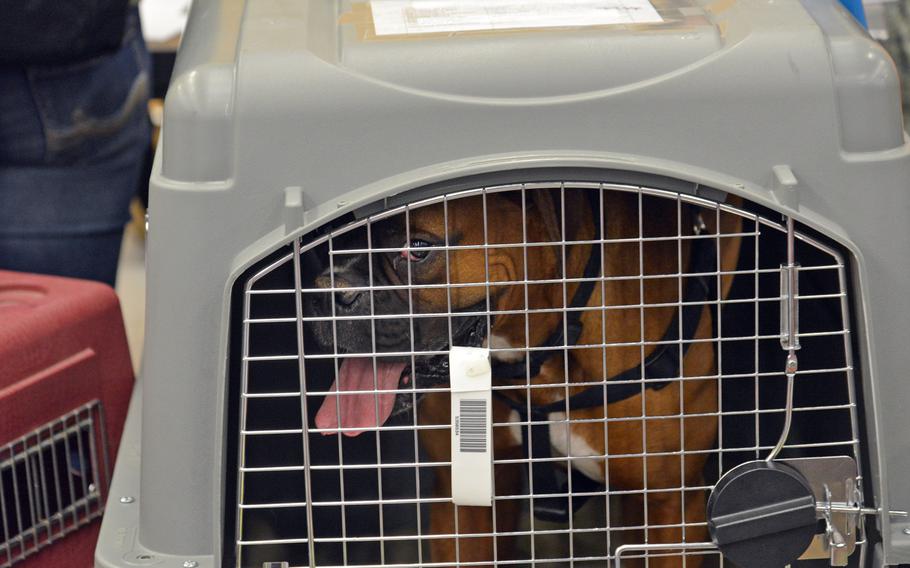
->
xmin=0 ymin=13 xmax=150 ymax=287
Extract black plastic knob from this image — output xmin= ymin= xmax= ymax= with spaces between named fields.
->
xmin=707 ymin=461 xmax=817 ymax=568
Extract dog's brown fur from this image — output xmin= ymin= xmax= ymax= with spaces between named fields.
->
xmin=402 ymin=189 xmax=742 ymax=567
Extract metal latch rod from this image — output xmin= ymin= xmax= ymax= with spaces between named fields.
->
xmin=767 ymin=215 xmax=801 ymax=462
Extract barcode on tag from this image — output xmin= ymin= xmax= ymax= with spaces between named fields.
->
xmin=458 ymin=399 xmax=487 ymax=453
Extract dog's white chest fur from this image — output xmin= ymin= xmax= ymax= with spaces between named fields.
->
xmin=506 ymin=410 xmax=605 ymax=483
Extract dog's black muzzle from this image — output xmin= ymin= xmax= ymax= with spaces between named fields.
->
xmin=305 ymin=253 xmax=487 ymax=418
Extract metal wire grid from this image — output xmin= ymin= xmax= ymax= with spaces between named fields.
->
xmin=0 ymin=401 xmax=108 ymax=567
xmin=233 ymin=182 xmax=863 ymax=568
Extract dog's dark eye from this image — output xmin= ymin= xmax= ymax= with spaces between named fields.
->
xmin=403 ymin=239 xmax=433 ymax=262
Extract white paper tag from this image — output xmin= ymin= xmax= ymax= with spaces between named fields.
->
xmin=370 ymin=0 xmax=663 ymax=36
xmin=449 ymin=346 xmax=493 ymax=507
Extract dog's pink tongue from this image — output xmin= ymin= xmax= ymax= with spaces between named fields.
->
xmin=315 ymin=358 xmax=407 ymax=437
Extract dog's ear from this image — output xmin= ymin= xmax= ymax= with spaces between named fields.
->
xmin=528 ymin=188 xmax=562 ymax=244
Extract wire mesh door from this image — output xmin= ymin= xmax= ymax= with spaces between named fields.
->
xmin=232 ymin=181 xmax=863 ymax=568
xmin=1 ymin=401 xmax=108 ymax=567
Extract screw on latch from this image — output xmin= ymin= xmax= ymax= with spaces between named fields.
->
xmin=903 ymin=527 xmax=910 ymax=535
xmin=785 ymin=353 xmax=798 ymax=376
xmin=822 ymin=484 xmax=847 ymax=554
xmin=183 ymin=561 xmax=198 ymax=568
xmin=119 ymin=496 xmax=135 ymax=504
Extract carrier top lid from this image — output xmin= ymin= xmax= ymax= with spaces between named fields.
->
xmin=161 ymin=0 xmax=904 ymax=184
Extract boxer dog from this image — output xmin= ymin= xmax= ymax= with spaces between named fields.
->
xmin=308 ymin=185 xmax=742 ymax=567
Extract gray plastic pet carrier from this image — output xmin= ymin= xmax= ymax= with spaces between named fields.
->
xmin=95 ymin=1 xmax=910 ymax=567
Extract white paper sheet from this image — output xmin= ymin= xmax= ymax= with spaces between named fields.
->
xmin=370 ymin=0 xmax=663 ymax=36
xmin=140 ymin=0 xmax=193 ymax=43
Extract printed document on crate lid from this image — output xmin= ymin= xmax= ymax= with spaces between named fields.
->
xmin=367 ymin=0 xmax=664 ymax=36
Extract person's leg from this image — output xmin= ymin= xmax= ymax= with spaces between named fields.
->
xmin=0 ymin=11 xmax=150 ymax=287
xmin=0 ymin=164 xmax=139 ymax=286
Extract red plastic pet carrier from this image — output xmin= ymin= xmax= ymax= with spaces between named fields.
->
xmin=0 ymin=270 xmax=134 ymax=568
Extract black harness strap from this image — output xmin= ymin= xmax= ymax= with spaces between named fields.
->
xmin=491 ymin=219 xmax=718 ymax=522
xmin=492 ymin=242 xmax=601 ymax=382
xmin=492 ymin=189 xmax=604 ymax=381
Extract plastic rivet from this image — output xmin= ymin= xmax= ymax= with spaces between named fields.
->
xmin=120 ymin=496 xmax=135 ymax=504
xmin=183 ymin=562 xmax=198 ymax=568
xmin=903 ymin=528 xmax=910 ymax=535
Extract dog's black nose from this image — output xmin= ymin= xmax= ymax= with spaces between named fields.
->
xmin=334 ymin=288 xmax=362 ymax=307
xmin=315 ymin=274 xmax=363 ymax=308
